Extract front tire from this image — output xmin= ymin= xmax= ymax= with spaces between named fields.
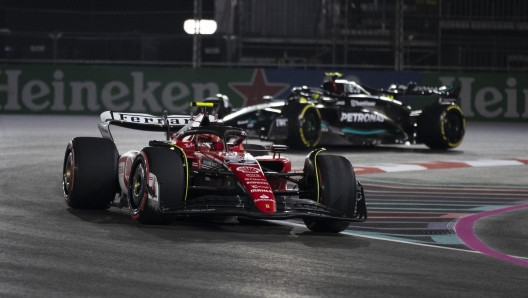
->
xmin=303 ymin=155 xmax=357 ymax=233
xmin=128 ymin=147 xmax=185 ymax=225
xmin=63 ymin=137 xmax=119 ymax=209
xmin=418 ymin=104 xmax=465 ymax=150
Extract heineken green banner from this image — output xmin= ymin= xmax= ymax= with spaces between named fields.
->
xmin=0 ymin=64 xmax=527 ymax=121
xmin=420 ymin=73 xmax=528 ymax=121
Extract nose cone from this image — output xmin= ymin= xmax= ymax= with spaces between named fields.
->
xmin=227 ymin=164 xmax=276 ymax=213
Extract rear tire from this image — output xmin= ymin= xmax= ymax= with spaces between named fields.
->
xmin=303 ymin=155 xmax=356 ymax=233
xmin=63 ymin=137 xmax=119 ymax=209
xmin=128 ymin=147 xmax=185 ymax=225
xmin=418 ymin=104 xmax=465 ymax=150
xmin=283 ymin=104 xmax=322 ymax=149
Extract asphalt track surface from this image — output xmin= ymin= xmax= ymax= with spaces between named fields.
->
xmin=1 ymin=115 xmax=527 ymax=297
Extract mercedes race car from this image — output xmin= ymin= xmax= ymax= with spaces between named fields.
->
xmin=218 ymin=73 xmax=465 ymax=150
xmin=62 ymin=102 xmax=367 ymax=233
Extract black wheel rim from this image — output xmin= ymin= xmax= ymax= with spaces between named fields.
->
xmin=131 ymin=164 xmax=146 ymax=209
xmin=444 ymin=111 xmax=463 ymax=143
xmin=302 ymin=111 xmax=320 ymax=144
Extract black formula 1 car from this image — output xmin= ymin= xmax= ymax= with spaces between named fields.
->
xmin=62 ymin=102 xmax=367 ymax=233
xmin=218 ymin=73 xmax=465 ymax=150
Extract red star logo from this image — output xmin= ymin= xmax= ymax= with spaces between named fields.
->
xmin=229 ymin=69 xmax=290 ymax=106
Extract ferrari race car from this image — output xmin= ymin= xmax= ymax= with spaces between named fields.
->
xmin=218 ymin=73 xmax=465 ymax=150
xmin=62 ymin=102 xmax=367 ymax=233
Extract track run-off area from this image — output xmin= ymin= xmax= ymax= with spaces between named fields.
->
xmin=1 ymin=115 xmax=528 ymax=297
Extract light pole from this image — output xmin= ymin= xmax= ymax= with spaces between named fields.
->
xmin=394 ymin=0 xmax=404 ymax=71
xmin=193 ymin=0 xmax=202 ymax=68
xmin=185 ymin=0 xmax=217 ymax=68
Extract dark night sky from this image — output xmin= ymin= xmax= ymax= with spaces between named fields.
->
xmin=0 ymin=0 xmax=215 ymax=34
xmin=0 ymin=0 xmax=214 ymax=12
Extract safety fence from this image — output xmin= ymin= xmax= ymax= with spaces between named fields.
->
xmin=1 ymin=0 xmax=527 ymax=72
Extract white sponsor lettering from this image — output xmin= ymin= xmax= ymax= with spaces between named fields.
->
xmin=254 ymin=194 xmax=273 ymax=203
xmin=101 ymin=81 xmax=130 ymax=110
xmin=50 ymin=70 xmax=65 ymax=111
xmin=0 ymin=70 xmax=22 ymax=110
xmin=244 ymin=174 xmax=261 ymax=177
xmin=237 ymin=166 xmax=261 ymax=173
xmin=237 ymin=119 xmax=249 ymax=125
xmin=114 ymin=112 xmax=189 ymax=125
xmin=340 ymin=112 xmax=384 ymax=122
xmin=250 ymin=189 xmax=272 ymax=193
xmin=2 ymin=69 xmax=528 ymax=121
xmin=22 ymin=80 xmax=50 ymax=111
xmin=275 ymin=118 xmax=288 ymax=127
xmin=246 ymin=181 xmax=268 ymax=185
xmin=250 ymin=185 xmax=269 ymax=189
xmin=192 ymin=83 xmax=219 ymax=104
xmin=130 ymin=72 xmax=162 ymax=112
xmin=438 ymin=76 xmax=528 ymax=119
xmin=254 ymin=197 xmax=274 ymax=202
xmin=70 ymin=81 xmax=99 ymax=111
xmin=475 ymin=87 xmax=503 ymax=118
xmin=162 ymin=82 xmax=189 ymax=112
xmin=343 ymin=84 xmax=363 ymax=94
xmin=0 ymin=69 xmax=220 ymax=113
xmin=336 ymin=100 xmax=345 ymax=105
xmin=350 ymin=100 xmax=376 ymax=107
xmin=504 ymin=78 xmax=520 ymax=118
xmin=202 ymin=159 xmax=218 ymax=168
xmin=244 ymin=178 xmax=267 ymax=181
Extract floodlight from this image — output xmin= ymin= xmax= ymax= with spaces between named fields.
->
xmin=184 ymin=19 xmax=217 ymax=34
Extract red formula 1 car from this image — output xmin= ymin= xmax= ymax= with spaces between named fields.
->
xmin=62 ymin=102 xmax=367 ymax=233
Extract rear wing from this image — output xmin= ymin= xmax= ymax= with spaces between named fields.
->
xmin=98 ymin=105 xmax=217 ymax=141
xmin=97 ymin=111 xmax=190 ymax=141
xmin=385 ymin=82 xmax=460 ymax=100
xmin=100 ymin=111 xmax=190 ymax=131
xmin=324 ymin=76 xmax=459 ymax=103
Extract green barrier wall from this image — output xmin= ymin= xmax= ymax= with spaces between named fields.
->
xmin=0 ymin=65 xmax=253 ymax=115
xmin=1 ymin=64 xmax=527 ymax=122
xmin=421 ymin=73 xmax=528 ymax=121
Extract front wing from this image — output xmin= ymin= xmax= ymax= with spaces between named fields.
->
xmin=159 ymin=182 xmax=367 ymax=223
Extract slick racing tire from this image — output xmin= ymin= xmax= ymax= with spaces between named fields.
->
xmin=303 ymin=155 xmax=356 ymax=233
xmin=284 ymin=104 xmax=322 ymax=150
xmin=418 ymin=104 xmax=465 ymax=150
xmin=63 ymin=137 xmax=119 ymax=209
xmin=128 ymin=147 xmax=185 ymax=225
